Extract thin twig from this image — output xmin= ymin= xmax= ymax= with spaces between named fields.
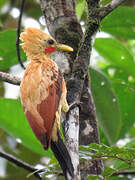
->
xmin=113 ymin=170 xmax=135 ymax=176
xmin=0 ymin=151 xmax=42 ymax=179
xmin=98 ymin=0 xmax=126 ymax=20
xmin=16 ymin=0 xmax=25 ymax=69
xmin=92 ymin=155 xmax=133 ymax=164
xmin=0 ymin=71 xmax=21 ymax=85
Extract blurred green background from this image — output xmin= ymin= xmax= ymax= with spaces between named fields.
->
xmin=0 ymin=0 xmax=135 ymax=179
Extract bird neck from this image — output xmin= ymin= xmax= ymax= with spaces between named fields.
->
xmin=27 ymin=53 xmax=52 ymax=62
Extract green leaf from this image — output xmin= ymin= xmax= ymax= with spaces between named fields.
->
xmin=99 ymin=125 xmax=110 ymax=145
xmin=101 ymin=7 xmax=135 ymax=39
xmin=0 ymin=30 xmax=26 ymax=70
xmin=128 ymin=126 xmax=135 ymax=137
xmin=94 ymin=38 xmax=135 ymax=77
xmin=90 ymin=67 xmax=121 ymax=144
xmin=102 ymin=167 xmax=116 ymax=177
xmin=86 ymin=175 xmax=102 ymax=180
xmin=80 ymin=143 xmax=135 ymax=159
xmin=80 ymin=143 xmax=135 ymax=172
xmin=112 ymin=80 xmax=135 ymax=138
xmin=25 ymin=4 xmax=41 ymax=19
xmin=0 ymin=98 xmax=52 ymax=157
xmin=102 ymin=65 xmax=135 ymax=137
xmin=125 ymin=138 xmax=135 ymax=148
xmin=101 ymin=0 xmax=111 ymax=6
xmin=76 ymin=0 xmax=86 ymax=20
xmin=107 ymin=177 xmax=129 ymax=180
xmin=0 ymin=0 xmax=9 ymax=8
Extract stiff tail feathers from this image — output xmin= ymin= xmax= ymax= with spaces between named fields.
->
xmin=50 ymin=134 xmax=74 ymax=179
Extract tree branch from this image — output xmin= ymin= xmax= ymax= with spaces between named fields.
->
xmin=98 ymin=0 xmax=126 ymax=20
xmin=0 ymin=150 xmax=42 ymax=179
xmin=0 ymin=71 xmax=21 ymax=85
xmin=113 ymin=170 xmax=135 ymax=176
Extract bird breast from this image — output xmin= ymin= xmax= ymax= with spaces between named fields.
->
xmin=20 ymin=59 xmax=59 ymax=109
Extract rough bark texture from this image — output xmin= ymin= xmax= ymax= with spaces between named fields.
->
xmin=40 ymin=0 xmax=103 ymax=179
xmin=99 ymin=0 xmax=125 ymax=20
xmin=0 ymin=71 xmax=21 ymax=85
xmin=40 ymin=1 xmax=82 ymax=179
xmin=40 ymin=0 xmax=82 ymax=64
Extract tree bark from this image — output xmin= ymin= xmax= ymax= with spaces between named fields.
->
xmin=40 ymin=0 xmax=103 ymax=179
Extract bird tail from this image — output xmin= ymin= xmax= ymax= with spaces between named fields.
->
xmin=50 ymin=134 xmax=74 ymax=179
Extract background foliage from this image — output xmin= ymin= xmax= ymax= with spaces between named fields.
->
xmin=0 ymin=0 xmax=135 ymax=179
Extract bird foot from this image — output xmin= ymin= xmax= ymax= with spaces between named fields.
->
xmin=66 ymin=101 xmax=82 ymax=118
xmin=68 ymin=101 xmax=83 ymax=111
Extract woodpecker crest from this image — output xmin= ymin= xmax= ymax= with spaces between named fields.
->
xmin=20 ymin=28 xmax=73 ymax=61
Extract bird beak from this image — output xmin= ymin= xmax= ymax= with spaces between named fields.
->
xmin=56 ymin=44 xmax=73 ymax=52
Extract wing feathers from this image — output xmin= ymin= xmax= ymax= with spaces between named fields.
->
xmin=26 ymin=110 xmax=47 ymax=142
xmin=37 ymin=85 xmax=58 ymax=146
xmin=20 ymin=60 xmax=63 ymax=149
xmin=37 ymin=70 xmax=63 ymax=148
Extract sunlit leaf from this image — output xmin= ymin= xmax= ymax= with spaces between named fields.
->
xmin=102 ymin=65 xmax=135 ymax=138
xmin=80 ymin=143 xmax=135 ymax=172
xmin=94 ymin=38 xmax=135 ymax=77
xmin=0 ymin=30 xmax=26 ymax=70
xmin=86 ymin=175 xmax=101 ymax=180
xmin=0 ymin=0 xmax=9 ymax=8
xmin=90 ymin=67 xmax=121 ymax=144
xmin=76 ymin=0 xmax=86 ymax=20
xmin=107 ymin=177 xmax=129 ymax=180
xmin=102 ymin=167 xmax=116 ymax=177
xmin=101 ymin=7 xmax=135 ymax=39
xmin=0 ymin=98 xmax=52 ymax=157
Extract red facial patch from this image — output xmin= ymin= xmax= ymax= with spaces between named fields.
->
xmin=45 ymin=47 xmax=56 ymax=53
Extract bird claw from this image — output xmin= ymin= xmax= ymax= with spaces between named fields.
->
xmin=68 ymin=101 xmax=83 ymax=111
xmin=66 ymin=101 xmax=82 ymax=118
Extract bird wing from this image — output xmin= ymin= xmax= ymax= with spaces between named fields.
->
xmin=20 ymin=60 xmax=63 ymax=149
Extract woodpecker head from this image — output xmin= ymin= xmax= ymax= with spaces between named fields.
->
xmin=20 ymin=28 xmax=73 ymax=60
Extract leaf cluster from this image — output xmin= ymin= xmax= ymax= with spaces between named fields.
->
xmin=80 ymin=143 xmax=135 ymax=179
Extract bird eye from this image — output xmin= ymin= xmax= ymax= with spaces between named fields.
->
xmin=48 ymin=39 xmax=54 ymax=45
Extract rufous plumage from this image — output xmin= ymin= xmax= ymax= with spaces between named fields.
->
xmin=19 ymin=27 xmax=74 ymax=179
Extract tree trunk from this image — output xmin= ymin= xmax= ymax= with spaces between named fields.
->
xmin=40 ymin=0 xmax=103 ymax=179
